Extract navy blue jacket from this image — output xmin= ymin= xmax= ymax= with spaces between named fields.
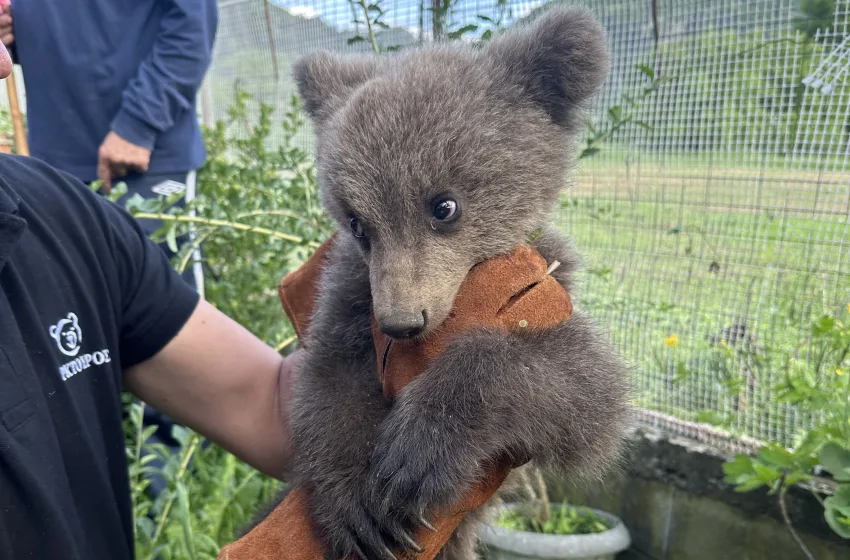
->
xmin=10 ymin=0 xmax=218 ymax=182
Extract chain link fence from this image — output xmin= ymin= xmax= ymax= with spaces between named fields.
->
xmin=208 ymin=0 xmax=850 ymax=451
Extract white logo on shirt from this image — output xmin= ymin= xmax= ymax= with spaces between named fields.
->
xmin=151 ymin=180 xmax=186 ymax=196
xmin=49 ymin=312 xmax=82 ymax=357
xmin=48 ymin=312 xmax=112 ymax=382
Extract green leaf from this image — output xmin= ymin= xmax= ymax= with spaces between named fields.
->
xmin=784 ymin=472 xmax=812 ymax=487
xmin=607 ymin=105 xmax=623 ymax=124
xmin=767 ymin=478 xmax=783 ymax=495
xmin=477 ymin=15 xmax=495 ymax=23
xmin=136 ymin=515 xmax=156 ymax=540
xmin=792 ymin=430 xmax=823 ymax=459
xmin=367 ymin=4 xmax=383 ymax=13
xmin=166 ymin=226 xmax=178 ymax=253
xmin=820 ymin=443 xmax=850 ymax=482
xmin=758 ymin=444 xmax=794 ymax=468
xmin=821 ymin=426 xmax=845 ymax=440
xmin=723 ymin=455 xmax=755 ymax=480
xmin=481 ymin=29 xmax=493 ymax=41
xmin=824 ymin=507 xmax=850 ymax=538
xmin=374 ymin=20 xmax=390 ymax=29
xmin=634 ymin=119 xmax=654 ymax=130
xmin=734 ymin=477 xmax=766 ymax=492
xmin=824 ymin=486 xmax=850 ymax=538
xmin=826 ymin=484 xmax=850 ymax=509
xmin=579 ymin=147 xmax=601 ymax=159
xmin=175 ymin=482 xmax=197 ymax=560
xmin=109 ymin=181 xmax=129 ymax=202
xmin=752 ymin=463 xmax=782 ymax=484
xmin=195 ymin=533 xmax=219 ymax=553
xmin=141 ymin=425 xmax=159 ymax=442
xmin=813 ymin=314 xmax=836 ymax=335
xmin=637 ymin=63 xmax=655 ymax=80
xmin=171 ymin=425 xmax=192 ymax=447
xmin=447 ymin=24 xmax=478 ymax=40
xmin=347 ymin=36 xmax=366 ymax=45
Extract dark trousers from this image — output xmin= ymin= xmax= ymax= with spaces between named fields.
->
xmin=112 ymin=170 xmax=204 ymax=293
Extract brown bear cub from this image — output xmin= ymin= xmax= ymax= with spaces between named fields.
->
xmin=277 ymin=6 xmax=632 ymax=560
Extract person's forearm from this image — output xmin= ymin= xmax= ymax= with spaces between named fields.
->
xmin=202 ymin=353 xmax=296 ymax=481
xmin=124 ymin=300 xmax=298 ymax=482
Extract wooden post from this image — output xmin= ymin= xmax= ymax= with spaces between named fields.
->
xmin=6 ymin=69 xmax=26 ymax=156
xmin=0 ymin=0 xmax=26 ymax=156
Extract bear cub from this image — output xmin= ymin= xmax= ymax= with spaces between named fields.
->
xmin=278 ymin=6 xmax=632 ymax=560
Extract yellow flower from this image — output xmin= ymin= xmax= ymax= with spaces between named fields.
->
xmin=664 ymin=334 xmax=679 ymax=347
xmin=846 ymin=302 xmax=850 ymax=315
xmin=837 ymin=368 xmax=846 ymax=376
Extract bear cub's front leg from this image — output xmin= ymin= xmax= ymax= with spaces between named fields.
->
xmin=287 ymin=242 xmax=430 ymax=560
xmin=366 ymin=313 xmax=631 ymax=550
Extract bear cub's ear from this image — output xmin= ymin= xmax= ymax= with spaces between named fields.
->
xmin=292 ymin=51 xmax=378 ymax=124
xmin=486 ymin=5 xmax=610 ymax=129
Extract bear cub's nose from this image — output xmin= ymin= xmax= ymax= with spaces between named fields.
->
xmin=380 ymin=310 xmax=427 ymax=339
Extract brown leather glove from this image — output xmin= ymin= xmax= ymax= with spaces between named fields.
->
xmin=218 ymin=235 xmax=573 ymax=560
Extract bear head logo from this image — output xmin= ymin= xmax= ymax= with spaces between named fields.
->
xmin=49 ymin=312 xmax=83 ymax=357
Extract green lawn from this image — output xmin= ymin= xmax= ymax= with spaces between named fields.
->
xmin=558 ymin=152 xmax=850 ymax=446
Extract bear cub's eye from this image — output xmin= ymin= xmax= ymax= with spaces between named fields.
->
xmin=432 ymin=199 xmax=459 ymax=222
xmin=349 ymin=216 xmax=365 ymax=238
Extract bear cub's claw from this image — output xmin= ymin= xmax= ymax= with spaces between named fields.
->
xmin=312 ymin=480 xmax=423 ymax=560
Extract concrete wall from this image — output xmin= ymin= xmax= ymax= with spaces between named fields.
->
xmin=545 ymin=428 xmax=849 ymax=560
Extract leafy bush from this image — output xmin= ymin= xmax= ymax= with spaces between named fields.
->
xmin=109 ymin=90 xmax=332 ymax=349
xmin=124 ymin=397 xmax=283 ymax=560
xmin=722 ymin=305 xmax=850 ymax=556
xmin=106 ymin=91 xmax=331 ymax=559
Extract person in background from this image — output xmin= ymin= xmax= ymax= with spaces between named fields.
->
xmin=0 ymin=0 xmax=219 ymax=497
xmin=0 ymin=0 xmax=215 ymax=292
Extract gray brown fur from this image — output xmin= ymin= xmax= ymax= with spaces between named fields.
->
xmin=264 ymin=6 xmax=633 ymax=559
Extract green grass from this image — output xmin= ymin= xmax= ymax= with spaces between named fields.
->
xmin=576 ymin=143 xmax=850 ymax=175
xmin=559 ymin=152 xmax=850 ymax=445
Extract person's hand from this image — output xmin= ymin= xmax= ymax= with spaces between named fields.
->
xmin=0 ymin=5 xmax=10 ymax=80
xmin=97 ymin=131 xmax=152 ymax=193
xmin=0 ymin=4 xmax=13 ymax=48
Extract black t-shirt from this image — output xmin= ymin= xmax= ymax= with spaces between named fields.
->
xmin=0 ymin=154 xmax=200 ymax=558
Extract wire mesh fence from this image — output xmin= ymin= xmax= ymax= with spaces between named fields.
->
xmin=206 ymin=0 xmax=850 ymax=447
xmin=204 ymin=0 xmax=850 ymax=450
xmin=6 ymin=0 xmax=847 ymax=451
